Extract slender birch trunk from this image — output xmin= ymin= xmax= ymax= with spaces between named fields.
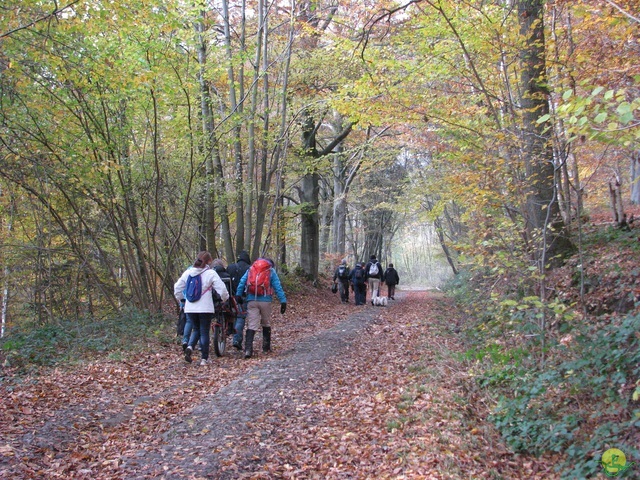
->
xmin=222 ymin=0 xmax=245 ymax=254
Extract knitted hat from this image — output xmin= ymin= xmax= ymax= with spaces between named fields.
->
xmin=212 ymin=258 xmax=226 ymax=269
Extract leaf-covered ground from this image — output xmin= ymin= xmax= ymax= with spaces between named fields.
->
xmin=1 ymin=287 xmax=556 ymax=479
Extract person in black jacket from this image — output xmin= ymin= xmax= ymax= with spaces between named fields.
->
xmin=383 ymin=263 xmax=400 ymax=300
xmin=332 ymin=259 xmax=351 ymax=303
xmin=212 ymin=259 xmax=234 ymax=334
xmin=226 ymin=250 xmax=251 ymax=350
xmin=349 ymin=263 xmax=367 ymax=306
xmin=212 ymin=259 xmax=232 ymax=283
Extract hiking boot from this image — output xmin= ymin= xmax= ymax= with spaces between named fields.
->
xmin=199 ymin=358 xmax=209 ymax=366
xmin=233 ymin=340 xmax=242 ymax=351
xmin=244 ymin=329 xmax=255 ymax=358
xmin=182 ymin=342 xmax=188 ymax=353
xmin=184 ymin=346 xmax=193 ymax=363
xmin=262 ymin=326 xmax=271 ymax=353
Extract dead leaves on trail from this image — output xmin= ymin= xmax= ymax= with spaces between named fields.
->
xmin=210 ymin=291 xmax=555 ymax=479
xmin=0 ymin=288 xmax=554 ymax=479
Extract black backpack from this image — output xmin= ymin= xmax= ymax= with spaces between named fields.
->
xmin=228 ymin=261 xmax=250 ymax=292
xmin=354 ymin=268 xmax=364 ymax=284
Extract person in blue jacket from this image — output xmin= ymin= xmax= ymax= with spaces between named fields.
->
xmin=235 ymin=258 xmax=287 ymax=358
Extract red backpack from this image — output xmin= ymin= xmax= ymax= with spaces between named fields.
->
xmin=246 ymin=259 xmax=272 ymax=296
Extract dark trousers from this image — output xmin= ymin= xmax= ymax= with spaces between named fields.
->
xmin=354 ymin=283 xmax=367 ymax=305
xmin=387 ymin=284 xmax=396 ymax=298
xmin=338 ymin=280 xmax=350 ymax=302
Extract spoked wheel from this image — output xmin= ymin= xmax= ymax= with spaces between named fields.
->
xmin=212 ymin=314 xmax=226 ymax=357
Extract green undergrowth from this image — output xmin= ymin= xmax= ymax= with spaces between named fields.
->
xmin=0 ymin=308 xmax=174 ymax=373
xmin=588 ymin=224 xmax=640 ymax=252
xmin=489 ymin=313 xmax=640 ymax=478
xmin=278 ymin=269 xmax=308 ymax=295
xmin=445 ymin=271 xmax=640 ymax=478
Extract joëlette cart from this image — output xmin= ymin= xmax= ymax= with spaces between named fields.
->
xmin=211 ymin=277 xmax=245 ymax=357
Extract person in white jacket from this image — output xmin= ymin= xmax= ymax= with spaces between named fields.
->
xmin=174 ymin=251 xmax=229 ymax=366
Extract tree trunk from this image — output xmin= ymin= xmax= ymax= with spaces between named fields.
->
xmin=277 ymin=173 xmax=287 ymax=268
xmin=609 ymin=180 xmax=625 ymax=224
xmin=196 ymin=13 xmax=232 ymax=261
xmin=253 ymin=0 xmax=292 ymax=261
xmin=222 ymin=0 xmax=245 ymax=254
xmin=244 ymin=0 xmax=262 ymax=255
xmin=332 ymin=157 xmax=347 ymax=255
xmin=518 ymin=0 xmax=572 ymax=268
xmin=1 ymin=194 xmax=14 ymax=337
xmin=298 ymin=111 xmax=353 ymax=279
xmin=319 ymin=176 xmax=332 ymax=255
xmin=300 ymin=172 xmax=320 ymax=278
xmin=434 ymin=217 xmax=459 ymax=276
xmin=332 ymin=126 xmax=381 ymax=257
xmin=196 ymin=17 xmax=218 ymax=260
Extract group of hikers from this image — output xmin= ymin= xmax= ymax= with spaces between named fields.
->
xmin=173 ymin=250 xmax=286 ymax=366
xmin=332 ymin=254 xmax=400 ymax=306
xmin=173 ymin=250 xmax=399 ymax=366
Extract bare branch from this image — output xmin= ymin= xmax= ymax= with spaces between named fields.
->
xmin=357 ymin=0 xmax=425 ymax=58
xmin=602 ymin=0 xmax=640 ymax=24
xmin=1 ymin=0 xmax=81 ymax=39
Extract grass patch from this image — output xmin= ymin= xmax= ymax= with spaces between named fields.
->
xmin=397 ymin=392 xmax=416 ymax=412
xmin=386 ymin=419 xmax=403 ymax=431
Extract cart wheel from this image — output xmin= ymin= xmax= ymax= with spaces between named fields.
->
xmin=213 ymin=323 xmax=226 ymax=357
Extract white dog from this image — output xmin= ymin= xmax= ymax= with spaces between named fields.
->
xmin=371 ymin=295 xmax=388 ymax=306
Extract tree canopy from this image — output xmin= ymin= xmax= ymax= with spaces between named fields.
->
xmin=1 ymin=0 xmax=638 ymax=318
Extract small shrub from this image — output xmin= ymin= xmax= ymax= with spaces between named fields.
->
xmin=278 ymin=270 xmax=307 ymax=295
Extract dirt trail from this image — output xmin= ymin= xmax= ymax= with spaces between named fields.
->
xmin=122 ymin=303 xmax=381 ymax=478
xmin=1 ymin=290 xmax=553 ymax=479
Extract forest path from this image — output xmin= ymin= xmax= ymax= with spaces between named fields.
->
xmin=123 ymin=297 xmax=382 ymax=478
xmin=1 ymin=289 xmax=554 ymax=479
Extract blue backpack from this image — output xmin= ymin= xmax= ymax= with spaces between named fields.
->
xmin=184 ymin=274 xmax=203 ymax=302
xmin=184 ymin=270 xmax=212 ymax=302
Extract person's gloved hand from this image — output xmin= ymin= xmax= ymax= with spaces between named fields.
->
xmin=235 ymin=295 xmax=244 ymax=304
xmin=280 ymin=303 xmax=287 ymax=314
xmin=180 ymin=298 xmax=186 ymax=305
